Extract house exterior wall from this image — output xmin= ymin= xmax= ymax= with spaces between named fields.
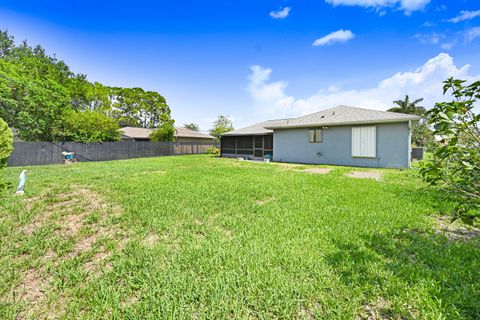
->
xmin=273 ymin=122 xmax=411 ymax=168
xmin=176 ymin=137 xmax=216 ymax=144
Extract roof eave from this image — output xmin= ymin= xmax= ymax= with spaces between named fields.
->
xmin=265 ymin=118 xmax=420 ymax=129
xmin=221 ymin=132 xmax=273 ymax=136
xmin=177 ymin=135 xmax=215 ymax=139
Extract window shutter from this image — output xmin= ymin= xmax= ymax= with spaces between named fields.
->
xmin=352 ymin=126 xmax=376 ymax=157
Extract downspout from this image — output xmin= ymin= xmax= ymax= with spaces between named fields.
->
xmin=408 ymin=120 xmax=412 ymax=168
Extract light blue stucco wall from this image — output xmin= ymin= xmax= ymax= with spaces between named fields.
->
xmin=273 ymin=122 xmax=411 ymax=168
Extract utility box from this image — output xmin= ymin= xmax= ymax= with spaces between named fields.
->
xmin=411 ymin=147 xmax=425 ymax=160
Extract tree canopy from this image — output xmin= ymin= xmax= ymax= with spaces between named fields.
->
xmin=150 ymin=123 xmax=176 ymax=142
xmin=184 ymin=123 xmax=199 ymax=131
xmin=0 ymin=30 xmax=174 ymax=142
xmin=388 ymin=95 xmax=426 ymax=116
xmin=53 ymin=110 xmax=121 ymax=143
xmin=389 ymin=95 xmax=432 ymax=147
xmin=209 ymin=115 xmax=233 ymax=140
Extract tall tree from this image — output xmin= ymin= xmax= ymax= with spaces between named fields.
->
xmin=388 ymin=95 xmax=426 ymax=115
xmin=111 ymin=87 xmax=172 ymax=128
xmin=0 ymin=30 xmax=174 ymax=141
xmin=184 ymin=123 xmax=199 ymax=131
xmin=209 ymin=115 xmax=233 ymax=140
xmin=388 ymin=95 xmax=432 ymax=147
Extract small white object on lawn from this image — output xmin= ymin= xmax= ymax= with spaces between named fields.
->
xmin=15 ymin=170 xmax=28 ymax=195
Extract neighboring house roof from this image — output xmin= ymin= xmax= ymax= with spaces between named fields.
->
xmin=221 ymin=119 xmax=291 ymax=136
xmin=175 ymin=127 xmax=216 ymax=139
xmin=265 ymin=106 xmax=421 ymax=129
xmin=120 ymin=127 xmax=152 ymax=139
xmin=120 ymin=127 xmax=215 ymax=140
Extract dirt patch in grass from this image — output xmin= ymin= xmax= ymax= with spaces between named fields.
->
xmin=12 ymin=268 xmax=49 ymax=307
xmin=9 ymin=187 xmax=127 ymax=318
xmin=83 ymin=249 xmax=111 ymax=276
xmin=255 ymin=196 xmax=275 ymax=205
xmin=433 ymin=216 xmax=480 ymax=242
xmin=358 ymin=297 xmax=392 ymax=320
xmin=302 ymin=168 xmax=332 ymax=174
xmin=346 ymin=171 xmax=382 ymax=181
xmin=142 ymin=232 xmax=159 ymax=247
xmin=276 ymin=163 xmax=305 ymax=170
xmin=297 ymin=301 xmax=323 ymax=319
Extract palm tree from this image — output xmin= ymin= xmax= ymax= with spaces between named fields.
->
xmin=388 ymin=95 xmax=426 ymax=116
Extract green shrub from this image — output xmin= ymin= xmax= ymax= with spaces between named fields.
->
xmin=0 ymin=118 xmax=13 ymax=191
xmin=0 ymin=118 xmax=13 ymax=167
xmin=54 ymin=110 xmax=121 ymax=142
xmin=150 ymin=123 xmax=175 ymax=142
xmin=419 ymin=78 xmax=480 ymax=223
xmin=206 ymin=146 xmax=220 ymax=156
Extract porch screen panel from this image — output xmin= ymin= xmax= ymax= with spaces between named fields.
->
xmin=236 ymin=136 xmax=253 ymax=155
xmin=263 ymin=135 xmax=273 ymax=149
xmin=221 ymin=136 xmax=235 ymax=154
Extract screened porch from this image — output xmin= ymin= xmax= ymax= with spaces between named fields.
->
xmin=220 ymin=135 xmax=273 ymax=160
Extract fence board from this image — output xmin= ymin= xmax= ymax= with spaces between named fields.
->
xmin=7 ymin=141 xmax=217 ymax=167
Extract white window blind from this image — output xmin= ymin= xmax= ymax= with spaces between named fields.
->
xmin=352 ymin=126 xmax=376 ymax=158
xmin=308 ymin=129 xmax=323 ymax=143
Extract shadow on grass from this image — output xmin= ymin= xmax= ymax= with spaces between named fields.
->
xmin=326 ymin=229 xmax=480 ymax=319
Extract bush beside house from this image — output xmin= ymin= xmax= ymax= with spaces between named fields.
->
xmin=0 ymin=118 xmax=13 ymax=190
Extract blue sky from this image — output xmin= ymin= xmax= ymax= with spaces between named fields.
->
xmin=1 ymin=0 xmax=479 ymax=129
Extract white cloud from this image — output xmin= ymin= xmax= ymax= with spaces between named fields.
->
xmin=421 ymin=21 xmax=436 ymax=27
xmin=313 ymin=29 xmax=355 ymax=46
xmin=325 ymin=0 xmax=430 ymax=14
xmin=448 ymin=10 xmax=480 ymax=23
xmin=247 ymin=53 xmax=479 ymax=118
xmin=464 ymin=27 xmax=480 ymax=43
xmin=269 ymin=7 xmax=291 ymax=19
xmin=441 ymin=42 xmax=454 ymax=50
xmin=414 ymin=32 xmax=443 ymax=44
xmin=247 ymin=65 xmax=295 ymax=112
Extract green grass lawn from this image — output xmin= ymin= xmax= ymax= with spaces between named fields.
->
xmin=0 ymin=155 xmax=478 ymax=319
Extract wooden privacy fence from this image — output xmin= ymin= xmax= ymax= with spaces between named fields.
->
xmin=7 ymin=141 xmax=218 ymax=167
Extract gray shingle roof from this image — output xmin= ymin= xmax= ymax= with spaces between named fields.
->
xmin=221 ymin=119 xmax=290 ymax=136
xmin=120 ymin=127 xmax=215 ymax=139
xmin=175 ymin=127 xmax=216 ymax=139
xmin=265 ymin=106 xmax=420 ymax=129
xmin=221 ymin=106 xmax=421 ymax=136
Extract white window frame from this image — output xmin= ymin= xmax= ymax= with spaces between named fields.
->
xmin=308 ymin=128 xmax=323 ymax=143
xmin=351 ymin=126 xmax=376 ymax=158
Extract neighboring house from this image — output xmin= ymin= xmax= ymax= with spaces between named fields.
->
xmin=120 ymin=126 xmax=216 ymax=143
xmin=221 ymin=106 xmax=420 ymax=168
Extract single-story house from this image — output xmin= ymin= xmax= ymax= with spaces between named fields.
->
xmin=120 ymin=126 xmax=216 ymax=143
xmin=220 ymin=106 xmax=421 ymax=168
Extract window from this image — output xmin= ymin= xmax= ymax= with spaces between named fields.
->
xmin=309 ymin=129 xmax=323 ymax=143
xmin=352 ymin=126 xmax=376 ymax=158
